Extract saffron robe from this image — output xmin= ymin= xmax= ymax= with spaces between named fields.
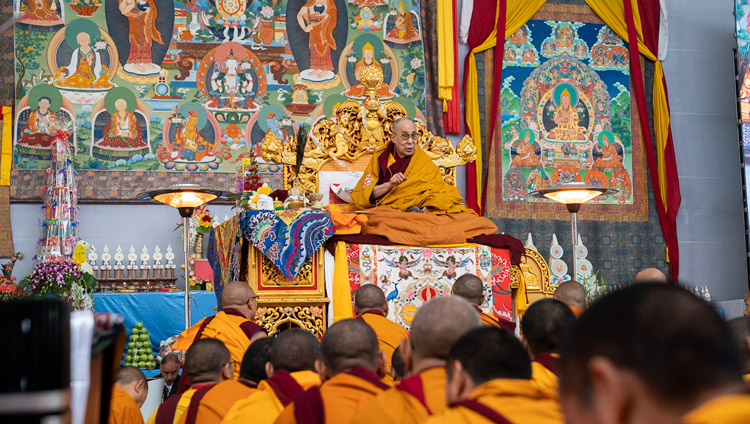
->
xmin=530 ymin=353 xmax=559 ymax=394
xmin=359 ymin=310 xmax=410 ymax=386
xmin=681 ymin=393 xmax=750 ymax=423
xmin=351 ymin=367 xmax=448 ymax=424
xmin=422 ymin=379 xmax=564 ymax=424
xmin=351 ymin=145 xmax=468 ymax=213
xmin=172 ymin=309 xmax=265 ymax=379
xmin=475 ymin=306 xmax=516 ymax=333
xmin=222 ymin=370 xmax=321 ymax=424
xmin=176 ymin=380 xmax=256 ymax=424
xmin=109 ymin=385 xmax=145 ymax=424
xmin=147 ymin=389 xmax=196 ymax=424
xmin=274 ymin=368 xmax=389 ymax=424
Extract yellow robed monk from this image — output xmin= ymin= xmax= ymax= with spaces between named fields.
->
xmin=351 ymin=117 xmax=467 ymax=214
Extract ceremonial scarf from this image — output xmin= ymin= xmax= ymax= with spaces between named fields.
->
xmin=396 ymin=371 xmax=432 ymax=414
xmin=449 ymin=399 xmax=513 ymax=424
xmin=376 ymin=142 xmax=412 ymax=187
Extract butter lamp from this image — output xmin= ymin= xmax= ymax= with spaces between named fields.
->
xmin=139 ymin=184 xmax=223 ymax=329
xmin=531 ymin=183 xmax=617 ymax=281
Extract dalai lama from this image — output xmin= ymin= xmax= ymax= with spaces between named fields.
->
xmin=351 ymin=117 xmax=498 ymax=246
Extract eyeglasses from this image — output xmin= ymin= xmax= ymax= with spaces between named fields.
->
xmin=398 ymin=132 xmax=419 ymax=141
xmin=245 ymin=295 xmax=258 ymax=304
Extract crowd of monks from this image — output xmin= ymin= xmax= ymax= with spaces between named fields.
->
xmin=107 ymin=273 xmax=750 ymax=424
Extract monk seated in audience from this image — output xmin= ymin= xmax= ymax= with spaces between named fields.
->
xmin=728 ymin=316 xmax=750 ymax=390
xmin=559 ymin=284 xmax=750 ymax=424
xmin=172 ymin=281 xmax=267 ymax=383
xmin=452 ymin=273 xmax=516 ymax=332
xmin=424 ymin=326 xmax=564 ymax=423
xmin=354 ymin=284 xmax=410 ymax=386
xmin=552 ymin=281 xmax=588 ymax=317
xmin=389 ymin=346 xmax=407 ymax=382
xmin=109 ymin=366 xmax=148 ymax=424
xmin=222 ymin=329 xmax=321 ymax=424
xmin=520 ymin=298 xmax=576 ymax=393
xmin=353 ymin=296 xmax=481 ymax=424
xmin=275 ymin=319 xmax=390 ymax=423
xmin=350 ymin=117 xmax=497 ymax=245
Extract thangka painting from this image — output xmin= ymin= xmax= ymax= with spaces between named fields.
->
xmin=11 ymin=0 xmax=426 ymax=200
xmin=735 ymin=1 xmax=750 ymax=256
xmin=486 ymin=6 xmax=647 ymax=222
xmin=345 ymin=244 xmax=513 ymax=329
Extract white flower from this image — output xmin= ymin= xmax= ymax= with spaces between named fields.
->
xmin=241 ymin=62 xmax=252 ymax=70
xmin=380 ymin=58 xmax=390 ymax=64
xmin=95 ymin=41 xmax=107 ymax=50
xmin=347 ymin=55 xmax=357 ymax=63
xmin=261 ymin=6 xmax=274 ymax=19
xmin=410 ymin=58 xmax=421 ymax=69
xmin=81 ymin=262 xmax=94 ymax=275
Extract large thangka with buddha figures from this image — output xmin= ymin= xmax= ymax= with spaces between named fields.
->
xmin=11 ymin=0 xmax=427 ymax=200
xmin=486 ymin=6 xmax=647 ymax=222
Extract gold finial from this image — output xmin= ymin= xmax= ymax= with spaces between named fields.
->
xmin=360 ymin=64 xmax=384 ymax=94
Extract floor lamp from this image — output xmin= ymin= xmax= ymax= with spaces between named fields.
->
xmin=140 ymin=184 xmax=223 ymax=330
xmin=531 ymin=183 xmax=617 ymax=282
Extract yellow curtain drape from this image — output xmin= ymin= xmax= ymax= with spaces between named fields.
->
xmin=1 ymin=106 xmax=12 ymax=186
xmin=585 ymin=0 xmax=670 ymax=208
xmin=437 ymin=0 xmax=454 ymax=112
xmin=464 ymin=0 xmax=546 ymax=209
xmin=332 ymin=241 xmax=354 ymax=322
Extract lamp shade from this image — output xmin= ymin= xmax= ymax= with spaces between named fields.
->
xmin=139 ymin=184 xmax=224 ymax=216
xmin=531 ymin=183 xmax=617 ymax=208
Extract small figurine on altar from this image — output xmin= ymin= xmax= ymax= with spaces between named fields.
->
xmin=140 ymin=245 xmax=151 ymax=279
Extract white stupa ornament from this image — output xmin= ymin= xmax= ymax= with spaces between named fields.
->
xmin=114 ymin=245 xmax=124 ymax=269
xmin=165 ymin=245 xmax=175 ymax=268
xmin=524 ymin=233 xmax=537 ymax=251
xmin=87 ymin=245 xmax=98 ymax=270
xmin=140 ymin=245 xmax=151 ymax=268
xmin=101 ymin=244 xmax=111 ymax=268
xmin=127 ymin=245 xmax=138 ymax=269
xmin=153 ymin=245 xmax=163 ymax=266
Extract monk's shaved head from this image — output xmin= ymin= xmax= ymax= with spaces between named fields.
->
xmin=410 ymin=296 xmax=480 ymax=359
xmin=354 ymin=284 xmax=387 ymax=314
xmin=521 ymin=298 xmax=576 ymax=356
xmin=728 ymin=317 xmax=750 ymax=374
xmin=271 ymin=328 xmax=320 ymax=373
xmin=633 ymin=267 xmax=667 ymax=284
xmin=321 ymin=318 xmax=380 ymax=374
xmin=448 ymin=326 xmax=532 ymax=385
xmin=559 ymin=284 xmax=743 ymax=409
xmin=240 ymin=337 xmax=273 ymax=383
xmin=452 ymin=273 xmax=484 ymax=306
xmin=553 ymin=281 xmax=587 ymax=310
xmin=116 ymin=366 xmax=146 ymax=385
xmin=222 ymin=281 xmax=254 ymax=306
xmin=185 ymin=338 xmax=231 ymax=384
xmin=392 ymin=116 xmax=415 ymax=133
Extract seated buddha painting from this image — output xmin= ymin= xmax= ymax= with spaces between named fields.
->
xmin=17 ymin=0 xmax=64 ymax=28
xmin=340 ymin=34 xmax=397 ymax=99
xmin=383 ymin=0 xmax=421 ymax=46
xmin=159 ymin=102 xmax=230 ymax=171
xmin=15 ymin=84 xmax=75 ymax=158
xmin=196 ymin=42 xmax=267 ymax=113
xmin=48 ymin=18 xmax=117 ymax=104
xmin=90 ymin=87 xmax=151 ymax=161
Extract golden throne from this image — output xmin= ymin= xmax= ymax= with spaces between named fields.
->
xmin=246 ymin=65 xmax=548 ymax=336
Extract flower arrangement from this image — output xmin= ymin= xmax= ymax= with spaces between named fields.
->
xmin=181 ymin=257 xmax=214 ymax=290
xmin=0 ymin=253 xmax=25 ymax=301
xmin=175 ymin=205 xmax=216 ymax=248
xmin=18 ymin=255 xmax=96 ymax=311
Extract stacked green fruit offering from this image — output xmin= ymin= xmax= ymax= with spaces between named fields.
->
xmin=123 ymin=322 xmax=156 ymax=370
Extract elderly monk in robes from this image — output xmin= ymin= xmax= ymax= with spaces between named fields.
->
xmin=354 ymin=284 xmax=409 ymax=386
xmin=553 ymin=281 xmax=588 ymax=317
xmin=223 ymin=329 xmax=321 ymax=424
xmin=351 ymin=117 xmax=497 ymax=245
xmin=728 ymin=317 xmax=750 ymax=390
xmin=559 ymin=284 xmax=750 ymax=424
xmin=237 ymin=337 xmax=273 ymax=388
xmin=109 ymin=366 xmax=148 ymax=424
xmin=352 ymin=296 xmax=481 ymax=424
xmin=175 ymin=339 xmax=266 ymax=424
xmin=172 ymin=281 xmax=267 ymax=381
xmin=520 ymin=299 xmax=576 ymax=394
xmin=274 ymin=319 xmax=389 ymax=424
xmin=149 ymin=339 xmax=233 ymax=424
xmin=424 ymin=326 xmax=564 ymax=424
xmin=452 ymin=273 xmax=516 ymax=332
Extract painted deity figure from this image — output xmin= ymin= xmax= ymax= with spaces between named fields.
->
xmin=101 ymin=98 xmax=145 ymax=148
xmin=20 ymin=0 xmax=62 ymax=23
xmin=175 ymin=110 xmax=213 ymax=161
xmin=297 ymin=0 xmax=338 ymax=80
xmin=118 ymin=0 xmax=164 ymax=74
xmin=57 ymin=32 xmax=110 ymax=88
xmin=548 ymin=88 xmax=587 ymax=142
xmin=385 ymin=2 xmax=419 ymax=43
xmin=209 ymin=51 xmax=256 ymax=109
xmin=511 ymin=132 xmax=541 ymax=166
xmin=592 ymin=134 xmax=623 ymax=168
xmin=20 ymin=97 xmax=58 ymax=148
xmin=345 ymin=43 xmax=394 ymax=97
xmin=741 ymin=74 xmax=750 ymax=122
xmin=266 ymin=112 xmax=286 ymax=140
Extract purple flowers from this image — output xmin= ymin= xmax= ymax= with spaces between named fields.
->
xmin=21 ymin=257 xmax=84 ymax=296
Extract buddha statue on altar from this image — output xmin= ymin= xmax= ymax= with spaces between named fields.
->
xmin=345 ymin=41 xmax=395 ymax=98
xmin=547 ymin=87 xmax=587 ymax=142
